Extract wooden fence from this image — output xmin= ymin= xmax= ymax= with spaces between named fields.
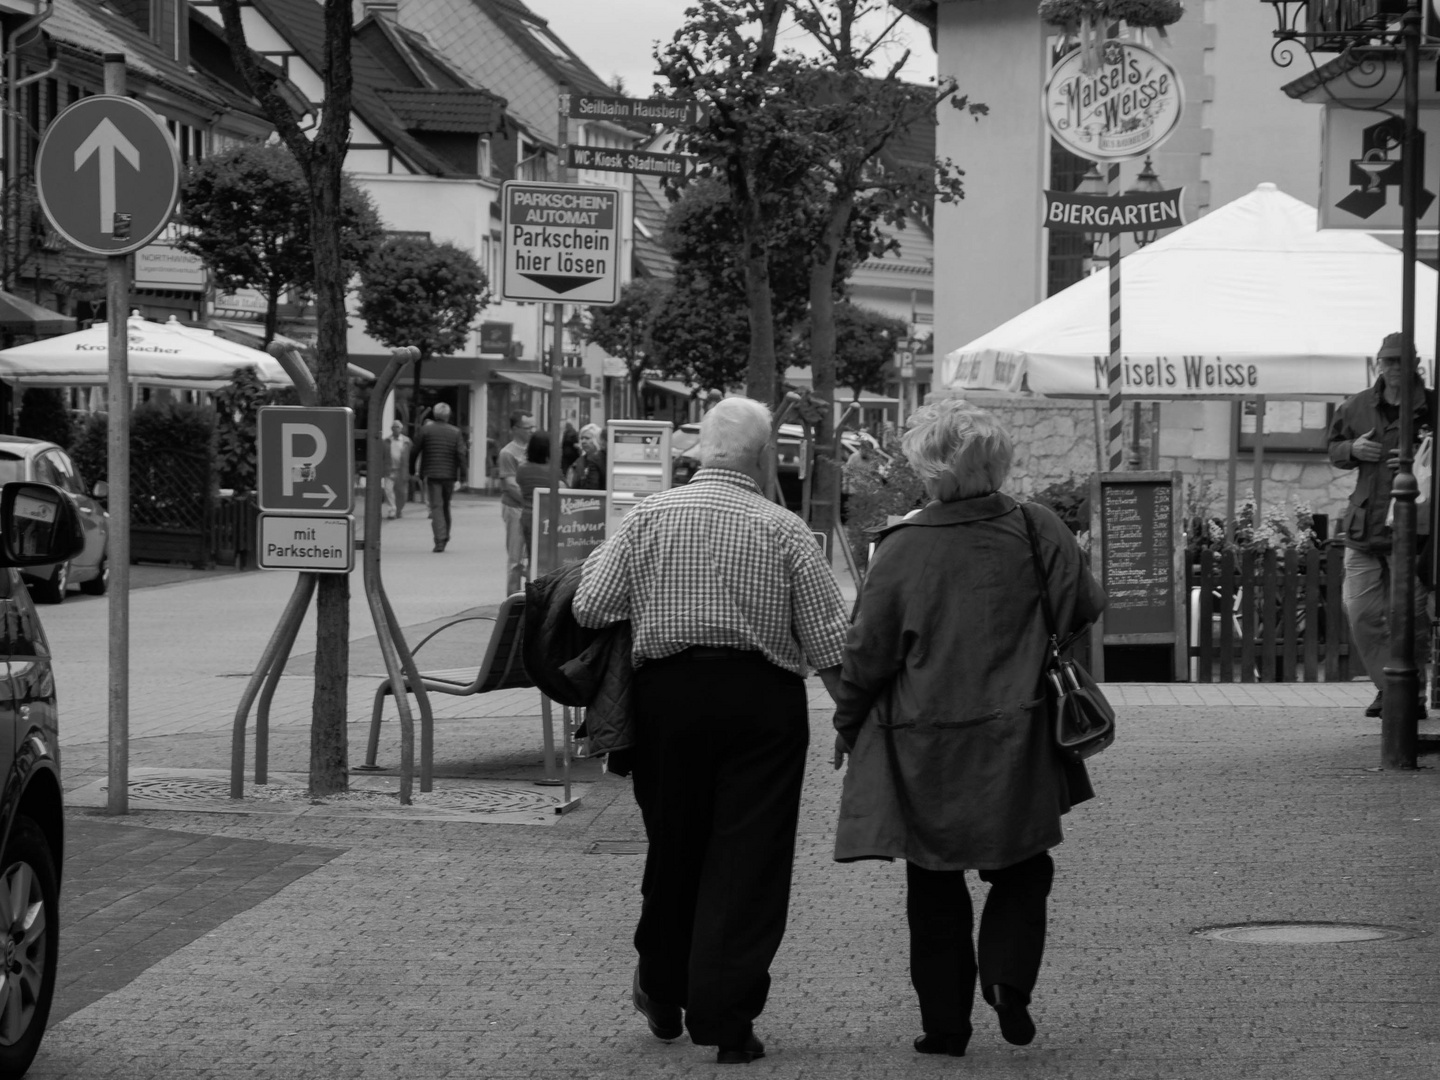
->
xmin=1187 ymin=545 xmax=1353 ymax=683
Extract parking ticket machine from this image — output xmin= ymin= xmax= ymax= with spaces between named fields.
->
xmin=605 ymin=419 xmax=673 ymax=534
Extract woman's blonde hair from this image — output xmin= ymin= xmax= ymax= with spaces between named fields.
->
xmin=901 ymin=399 xmax=1013 ymax=501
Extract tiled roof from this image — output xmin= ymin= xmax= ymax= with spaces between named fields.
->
xmin=631 ymin=174 xmax=674 ymax=280
xmin=375 ymin=88 xmax=506 ymax=134
xmin=355 ymin=15 xmax=474 ymax=91
xmin=246 ymin=0 xmax=466 ymax=176
xmin=473 ymin=0 xmax=614 ymax=100
xmin=46 ymin=0 xmax=229 ymax=108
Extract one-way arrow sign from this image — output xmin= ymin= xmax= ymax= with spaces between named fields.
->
xmin=501 ymin=181 xmax=620 ymax=306
xmin=36 ymin=95 xmax=180 ymax=256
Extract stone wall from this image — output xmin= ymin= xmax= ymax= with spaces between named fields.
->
xmin=929 ymin=390 xmax=1354 ymax=525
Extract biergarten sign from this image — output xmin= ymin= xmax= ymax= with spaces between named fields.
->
xmin=1043 ymin=188 xmax=1185 ymax=232
xmin=1043 ymin=41 xmax=1183 ymax=161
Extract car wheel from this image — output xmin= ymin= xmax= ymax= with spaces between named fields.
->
xmin=31 ymin=563 xmax=66 ymax=605
xmin=0 ymin=816 xmax=59 ymax=1076
xmin=78 ymin=558 xmax=108 ymax=596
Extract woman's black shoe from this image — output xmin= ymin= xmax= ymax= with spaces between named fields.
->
xmin=913 ymin=1032 xmax=969 ymax=1056
xmin=987 ymin=984 xmax=1036 ymax=1045
xmin=716 ymin=1033 xmax=765 ymax=1064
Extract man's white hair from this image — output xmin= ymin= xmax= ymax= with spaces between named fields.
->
xmin=698 ymin=397 xmax=772 ymax=468
xmin=901 ymin=399 xmax=1013 ymax=502
xmin=432 ymin=402 xmax=451 ymax=421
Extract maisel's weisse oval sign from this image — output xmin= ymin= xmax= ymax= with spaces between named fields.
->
xmin=1044 ymin=41 xmax=1183 ymax=162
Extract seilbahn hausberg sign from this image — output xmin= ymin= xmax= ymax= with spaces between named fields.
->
xmin=1044 ymin=41 xmax=1183 ymax=162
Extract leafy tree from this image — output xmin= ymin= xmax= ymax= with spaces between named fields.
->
xmin=657 ymin=1 xmax=812 ymax=404
xmin=177 ymin=142 xmax=384 ymax=346
xmin=786 ymin=0 xmax=981 ymax=533
xmin=214 ymin=0 xmax=365 ymax=795
xmin=213 ymin=367 xmax=275 ymax=494
xmin=579 ymin=277 xmax=667 ymax=418
xmin=357 ymin=237 xmax=489 ymax=428
xmin=792 ymin=301 xmax=906 ymax=400
xmin=647 ymin=274 xmax=751 ymax=396
xmin=17 ymin=388 xmax=73 ymax=447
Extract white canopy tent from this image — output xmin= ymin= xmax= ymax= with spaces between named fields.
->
xmin=0 ymin=313 xmax=365 ymax=391
xmin=941 ymin=183 xmax=1439 ymax=398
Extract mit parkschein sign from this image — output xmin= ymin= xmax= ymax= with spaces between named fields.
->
xmin=501 ymin=182 xmax=620 ymax=306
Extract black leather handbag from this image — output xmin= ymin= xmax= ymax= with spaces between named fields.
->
xmin=1021 ymin=505 xmax=1115 ymax=762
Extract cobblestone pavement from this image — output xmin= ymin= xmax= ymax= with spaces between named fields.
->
xmin=18 ymin=504 xmax=1440 ymax=1079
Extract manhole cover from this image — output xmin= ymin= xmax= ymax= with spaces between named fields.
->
xmin=1195 ymin=921 xmax=1423 ymax=944
xmin=121 ymin=776 xmax=561 ymax=814
xmin=588 ymin=839 xmax=648 ymax=855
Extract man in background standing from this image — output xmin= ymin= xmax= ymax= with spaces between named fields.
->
xmin=381 ymin=420 xmax=413 ymax=519
xmin=498 ymin=411 xmax=534 ymax=592
xmin=1328 ymin=331 xmax=1432 ymax=718
xmin=410 ymin=402 xmax=467 ymax=552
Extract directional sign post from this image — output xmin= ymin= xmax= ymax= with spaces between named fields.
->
xmin=35 ymin=92 xmax=181 ymax=256
xmin=501 ymin=181 xmax=621 ymax=305
xmin=36 ymin=58 xmax=182 ymax=816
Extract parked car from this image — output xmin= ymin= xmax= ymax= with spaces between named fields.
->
xmin=0 ymin=437 xmax=109 ymax=603
xmin=0 ymin=480 xmax=87 ymax=1076
xmin=671 ymin=422 xmax=885 ymax=510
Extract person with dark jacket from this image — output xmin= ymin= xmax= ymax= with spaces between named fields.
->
xmin=515 ymin=431 xmax=552 ymax=575
xmin=832 ymin=399 xmax=1104 ymax=1058
xmin=410 ymin=402 xmax=468 ymax=552
xmin=567 ymin=423 xmax=606 ymax=490
xmin=1327 ymin=331 xmax=1432 ymax=717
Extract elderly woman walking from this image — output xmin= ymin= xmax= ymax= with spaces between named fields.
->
xmin=832 ymin=399 xmax=1104 ymax=1057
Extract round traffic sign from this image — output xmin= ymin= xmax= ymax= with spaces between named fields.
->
xmin=35 ymin=95 xmax=180 ymax=256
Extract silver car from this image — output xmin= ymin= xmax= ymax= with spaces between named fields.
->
xmin=0 ymin=437 xmax=109 ymax=603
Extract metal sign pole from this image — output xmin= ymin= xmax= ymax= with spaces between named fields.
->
xmin=546 ymin=87 xmax=570 ymax=575
xmin=1106 ymin=162 xmax=1124 ymax=471
xmin=104 ymin=54 xmax=129 ymax=816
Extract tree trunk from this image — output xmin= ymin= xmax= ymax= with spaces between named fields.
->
xmin=741 ymin=206 xmax=777 ymax=405
xmin=263 ymin=283 xmax=281 ymax=346
xmin=306 ymin=146 xmax=351 ymax=796
xmin=807 ymin=197 xmax=853 ymax=534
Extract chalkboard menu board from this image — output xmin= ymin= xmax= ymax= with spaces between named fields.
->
xmin=530 ymin=489 xmax=607 ymax=579
xmin=1090 ymin=471 xmax=1187 ymax=679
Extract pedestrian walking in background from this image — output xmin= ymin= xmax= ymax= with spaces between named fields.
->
xmin=380 ymin=420 xmax=413 ymax=519
xmin=1328 ymin=331 xmax=1433 ymax=719
xmin=515 ymin=431 xmax=551 ymax=580
xmin=567 ymin=422 xmax=606 ymax=490
xmin=574 ymin=397 xmax=850 ymax=1065
xmin=831 ymin=400 xmax=1105 ymax=1058
xmin=410 ymin=402 xmax=467 ymax=553
xmin=497 ymin=411 xmax=534 ymax=592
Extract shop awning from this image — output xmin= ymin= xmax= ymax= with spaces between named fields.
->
xmin=0 ymin=290 xmax=74 ymax=336
xmin=493 ymin=369 xmax=599 ymax=397
xmin=643 ymin=378 xmax=702 ymax=399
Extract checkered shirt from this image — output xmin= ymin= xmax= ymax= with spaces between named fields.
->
xmin=573 ymin=469 xmax=849 ymax=675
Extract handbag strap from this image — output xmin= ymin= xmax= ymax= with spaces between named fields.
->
xmin=1019 ymin=503 xmax=1061 ymax=647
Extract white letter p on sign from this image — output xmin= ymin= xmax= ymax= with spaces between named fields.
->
xmin=281 ymin=423 xmax=326 ymax=496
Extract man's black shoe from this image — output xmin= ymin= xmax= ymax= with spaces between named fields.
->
xmin=987 ymin=984 xmax=1036 ymax=1046
xmin=631 ymin=970 xmax=682 ymax=1041
xmin=1366 ymin=692 xmax=1383 ymax=718
xmin=716 ymin=1034 xmax=765 ymax=1064
xmin=1364 ymin=692 xmax=1429 ymax=719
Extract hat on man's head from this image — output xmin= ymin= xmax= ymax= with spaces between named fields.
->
xmin=1377 ymin=332 xmax=1406 ymax=359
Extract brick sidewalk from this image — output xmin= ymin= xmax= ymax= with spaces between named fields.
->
xmin=30 ymin=686 xmax=1440 ymax=1080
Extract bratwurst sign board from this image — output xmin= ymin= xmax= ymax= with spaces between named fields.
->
xmin=501 ymin=181 xmax=621 ymax=305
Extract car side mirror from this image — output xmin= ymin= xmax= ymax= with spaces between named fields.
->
xmin=0 ymin=482 xmax=86 ymax=567
xmin=92 ymin=479 xmax=109 ymax=502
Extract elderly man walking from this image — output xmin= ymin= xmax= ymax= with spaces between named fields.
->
xmin=575 ymin=397 xmax=849 ymax=1064
xmin=410 ymin=402 xmax=467 ymax=552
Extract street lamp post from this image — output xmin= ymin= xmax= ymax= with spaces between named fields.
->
xmin=1261 ymin=0 xmax=1423 ymax=768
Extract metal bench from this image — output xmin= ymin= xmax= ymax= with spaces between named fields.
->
xmin=362 ymin=593 xmax=540 ymax=777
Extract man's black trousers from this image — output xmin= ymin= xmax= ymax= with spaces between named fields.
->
xmin=630 ymin=654 xmax=809 ymax=1048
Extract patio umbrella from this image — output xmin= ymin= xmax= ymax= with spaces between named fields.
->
xmin=0 ymin=313 xmax=300 ymax=390
xmin=0 ymin=290 xmax=75 ymax=336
